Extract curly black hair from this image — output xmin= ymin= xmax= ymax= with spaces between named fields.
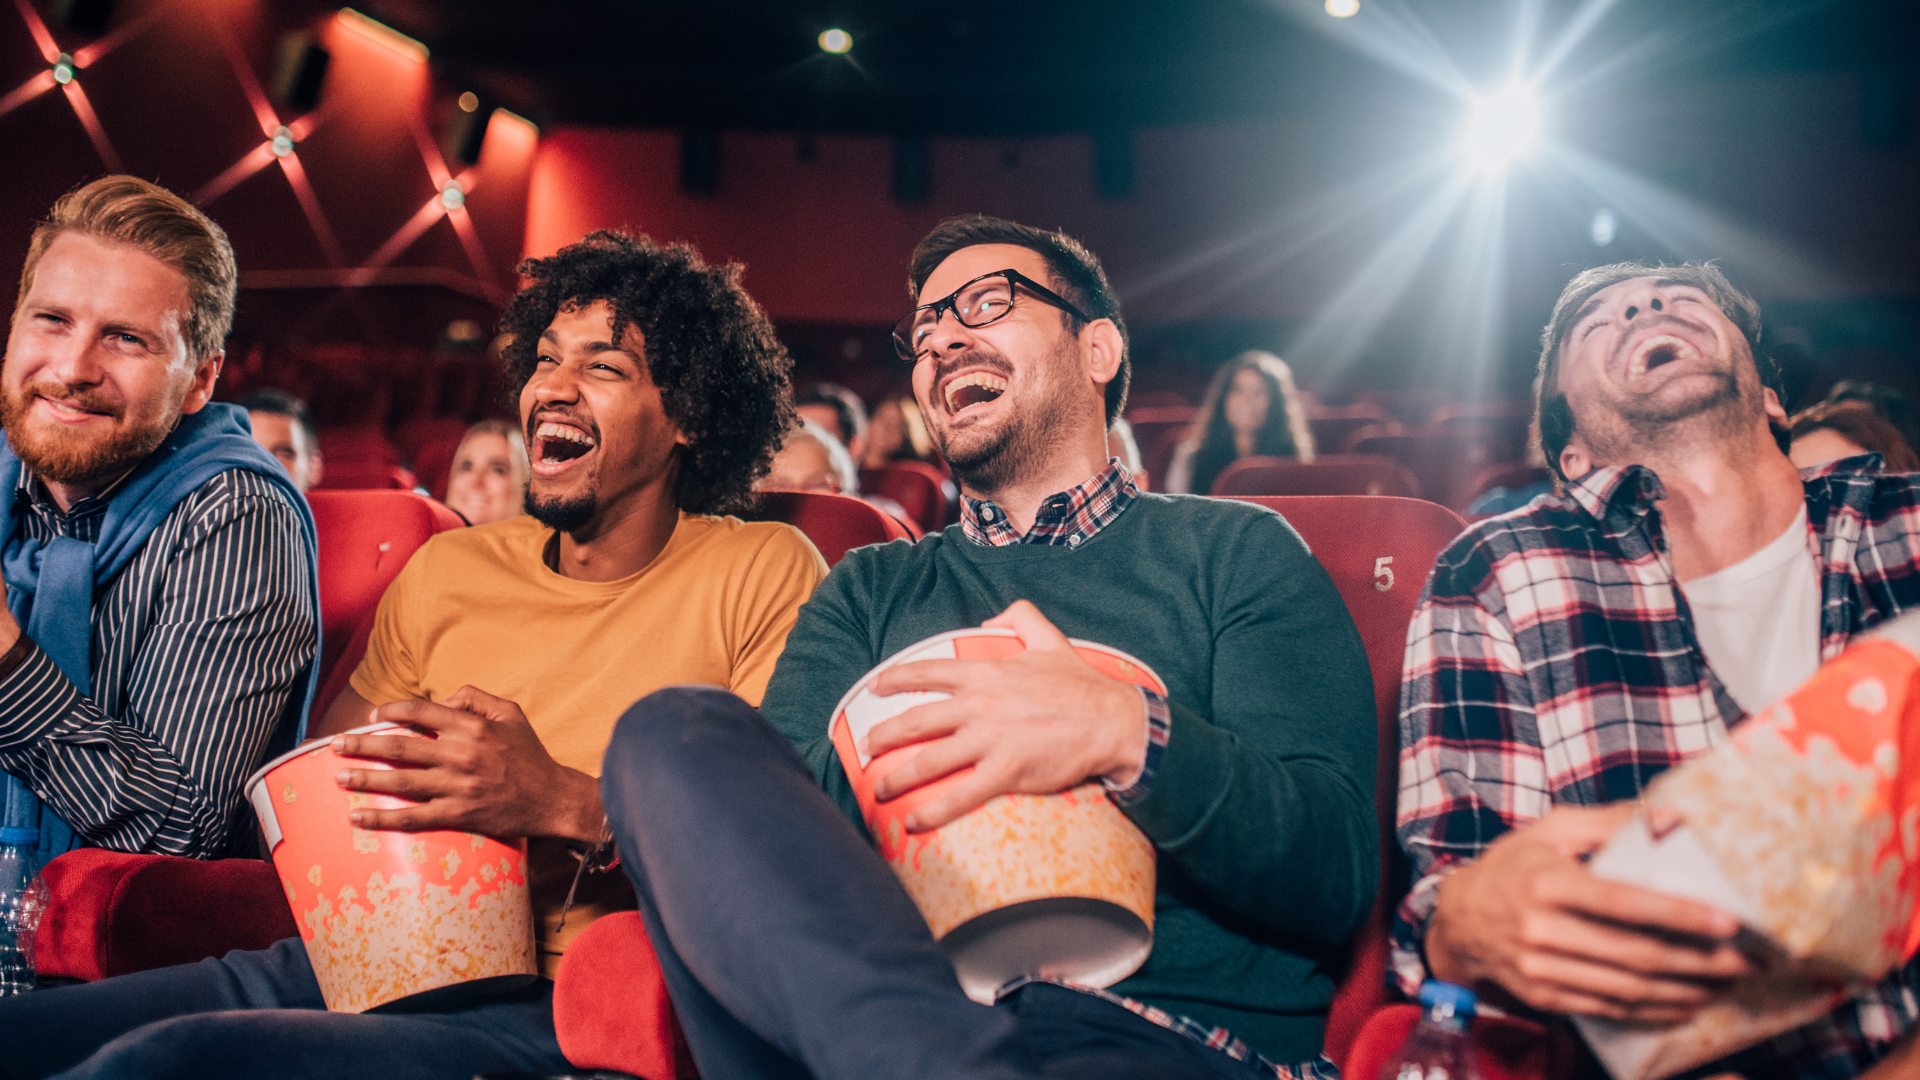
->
xmin=499 ymin=231 xmax=793 ymax=516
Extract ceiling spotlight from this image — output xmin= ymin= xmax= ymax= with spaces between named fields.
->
xmin=51 ymin=53 xmax=75 ymax=85
xmin=818 ymin=28 xmax=852 ymax=54
xmin=439 ymin=180 xmax=465 ymax=210
xmin=1324 ymin=0 xmax=1359 ymax=16
xmin=458 ymin=91 xmax=479 ymax=113
xmin=271 ymin=126 xmax=295 ymax=158
xmin=1459 ymin=81 xmax=1543 ymax=173
xmin=1590 ymin=208 xmax=1617 ymax=246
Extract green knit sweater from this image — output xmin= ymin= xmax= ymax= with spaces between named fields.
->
xmin=760 ymin=492 xmax=1377 ymax=1064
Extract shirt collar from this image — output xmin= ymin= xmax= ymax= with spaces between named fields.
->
xmin=960 ymin=459 xmax=1139 ymax=548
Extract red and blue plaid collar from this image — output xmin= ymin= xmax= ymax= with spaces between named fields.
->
xmin=960 ymin=460 xmax=1139 ymax=548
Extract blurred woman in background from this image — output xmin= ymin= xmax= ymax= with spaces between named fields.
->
xmin=1788 ymin=400 xmax=1920 ymax=472
xmin=861 ymin=395 xmax=936 ymax=469
xmin=444 ymin=418 xmax=531 ymax=525
xmin=1164 ymin=350 xmax=1315 ymax=495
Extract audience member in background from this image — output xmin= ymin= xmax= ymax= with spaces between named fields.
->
xmin=794 ymin=381 xmax=869 ymax=463
xmin=758 ymin=417 xmax=859 ymax=494
xmin=1106 ymin=414 xmax=1148 ymax=490
xmin=1398 ymin=262 xmax=1920 ymax=1078
xmin=1163 ymin=349 xmax=1315 ymax=495
xmin=239 ymin=387 xmax=324 ymax=492
xmin=1825 ymin=378 xmax=1920 ymax=458
xmin=861 ymin=392 xmax=936 ymax=469
xmin=1788 ymin=399 xmax=1920 ymax=472
xmin=443 ymin=417 xmax=530 ymax=525
xmin=2 ymin=230 xmax=826 ymax=1080
xmin=0 ymin=176 xmax=318 ymax=874
xmin=598 ymin=214 xmax=1376 ymax=1078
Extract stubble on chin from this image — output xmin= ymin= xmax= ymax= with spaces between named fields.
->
xmin=1578 ymin=367 xmax=1755 ymax=465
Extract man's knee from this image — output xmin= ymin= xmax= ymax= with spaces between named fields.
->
xmin=71 ymin=1012 xmax=287 ymax=1080
xmin=608 ymin=685 xmax=764 ymax=768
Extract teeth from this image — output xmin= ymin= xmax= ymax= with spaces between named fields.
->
xmin=944 ymin=371 xmax=1008 ymax=412
xmin=535 ymin=421 xmax=595 ymax=447
xmin=1626 ymin=335 xmax=1699 ymax=382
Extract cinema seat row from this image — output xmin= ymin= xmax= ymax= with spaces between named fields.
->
xmin=34 ymin=492 xmax=1573 ymax=1079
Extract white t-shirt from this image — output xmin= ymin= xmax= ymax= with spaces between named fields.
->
xmin=1678 ymin=506 xmax=1821 ymax=714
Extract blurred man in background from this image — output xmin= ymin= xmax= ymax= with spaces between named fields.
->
xmin=239 ymin=388 xmax=323 ymax=493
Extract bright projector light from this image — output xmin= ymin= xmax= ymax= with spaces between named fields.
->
xmin=1459 ymin=83 xmax=1542 ymax=173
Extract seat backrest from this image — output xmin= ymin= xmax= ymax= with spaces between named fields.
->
xmin=1212 ymin=454 xmax=1422 ymax=499
xmin=861 ymin=461 xmax=950 ymax=534
xmin=316 ymin=424 xmax=399 ymax=465
xmin=1227 ymin=494 xmax=1468 ymax=1066
xmin=753 ymin=490 xmax=913 ymax=567
xmin=307 ymin=491 xmax=466 ymax=724
xmin=394 ymin=415 xmax=474 ymax=464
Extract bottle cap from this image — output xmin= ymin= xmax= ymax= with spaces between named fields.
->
xmin=1418 ymin=979 xmax=1477 ymax=1016
xmin=0 ymin=827 xmax=39 ymax=846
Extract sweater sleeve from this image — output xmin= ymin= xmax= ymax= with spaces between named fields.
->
xmin=758 ymin=555 xmax=878 ymax=832
xmin=1118 ymin=509 xmax=1379 ymax=945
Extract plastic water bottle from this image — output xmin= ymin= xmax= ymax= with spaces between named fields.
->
xmin=1380 ymin=980 xmax=1482 ymax=1080
xmin=0 ymin=827 xmax=48 ymax=996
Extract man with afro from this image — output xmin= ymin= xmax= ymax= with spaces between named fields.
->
xmin=2 ymin=231 xmax=828 ymax=1080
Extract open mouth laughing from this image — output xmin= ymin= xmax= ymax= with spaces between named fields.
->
xmin=530 ymin=417 xmax=597 ymax=476
xmin=942 ymin=371 xmax=1008 ymax=415
xmin=1625 ymin=334 xmax=1701 ymax=383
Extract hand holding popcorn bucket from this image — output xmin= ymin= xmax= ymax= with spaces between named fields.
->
xmin=1578 ymin=613 xmax=1920 ymax=1079
xmin=245 ymin=724 xmax=538 ymax=1013
xmin=831 ymin=628 xmax=1160 ymax=1004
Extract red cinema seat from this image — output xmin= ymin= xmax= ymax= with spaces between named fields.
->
xmin=1227 ymin=495 xmax=1467 ymax=1068
xmin=316 ymin=424 xmax=399 ymax=465
xmin=308 ymin=490 xmax=467 ymax=722
xmin=411 ymin=434 xmax=465 ymax=502
xmin=1212 ymin=455 xmax=1422 ymax=499
xmin=753 ymin=490 xmax=912 ymax=566
xmin=394 ymin=415 xmax=473 ymax=465
xmin=553 ymin=912 xmax=698 ymax=1079
xmin=35 ymin=491 xmax=467 ymax=984
xmin=860 ymin=461 xmax=952 ymax=534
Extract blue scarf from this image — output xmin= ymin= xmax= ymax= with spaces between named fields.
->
xmin=0 ymin=403 xmax=321 ymax=870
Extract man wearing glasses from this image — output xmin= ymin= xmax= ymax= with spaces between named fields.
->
xmin=597 ymin=215 xmax=1377 ymax=1078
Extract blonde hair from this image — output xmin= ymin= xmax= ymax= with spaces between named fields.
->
xmin=18 ymin=176 xmax=237 ymax=361
xmin=458 ymin=418 xmax=531 ymax=486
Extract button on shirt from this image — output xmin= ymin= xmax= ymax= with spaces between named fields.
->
xmin=0 ymin=469 xmax=316 ymax=858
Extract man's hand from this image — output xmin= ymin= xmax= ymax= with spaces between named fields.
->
xmin=330 ymin=685 xmax=602 ymax=843
xmin=1427 ymin=804 xmax=1754 ymax=1024
xmin=863 ymin=600 xmax=1147 ymax=832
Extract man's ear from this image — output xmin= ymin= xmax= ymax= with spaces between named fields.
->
xmin=1559 ymin=434 xmax=1592 ymax=481
xmin=180 ymin=351 xmax=223 ymax=415
xmin=1761 ymin=385 xmax=1788 ymax=426
xmin=1081 ymin=319 xmax=1124 ymax=391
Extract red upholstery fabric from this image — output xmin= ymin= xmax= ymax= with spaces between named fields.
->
xmin=1228 ymin=496 xmax=1468 ymax=1066
xmin=311 ymin=462 xmax=419 ymax=491
xmin=755 ymin=490 xmax=913 ymax=567
xmin=34 ymin=851 xmax=296 ymax=981
xmin=394 ymin=416 xmax=473 ymax=464
xmin=859 ymin=461 xmax=951 ymax=533
xmin=1212 ymin=455 xmax=1422 ymax=499
xmin=308 ymin=491 xmax=466 ymax=724
xmin=552 ymin=912 xmax=697 ymax=1079
xmin=1343 ymin=1004 xmax=1597 ymax=1080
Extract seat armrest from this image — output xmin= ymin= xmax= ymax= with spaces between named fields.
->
xmin=552 ymin=911 xmax=697 ymax=1079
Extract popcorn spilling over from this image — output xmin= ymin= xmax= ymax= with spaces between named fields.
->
xmin=1580 ymin=634 xmax=1920 ymax=1080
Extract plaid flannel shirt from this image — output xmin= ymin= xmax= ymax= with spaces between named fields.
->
xmin=963 ymin=461 xmax=1335 ymax=1078
xmin=1394 ymin=453 xmax=1920 ymax=1078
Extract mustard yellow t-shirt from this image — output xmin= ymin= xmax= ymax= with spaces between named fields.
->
xmin=349 ymin=511 xmax=827 ymax=974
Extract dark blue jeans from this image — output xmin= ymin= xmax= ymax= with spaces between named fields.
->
xmin=0 ymin=933 xmax=566 ymax=1080
xmin=601 ymin=686 xmax=1284 ymax=1080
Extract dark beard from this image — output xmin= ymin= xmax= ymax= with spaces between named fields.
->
xmin=0 ymin=381 xmax=171 ymax=484
xmin=525 ymin=490 xmax=596 ymax=532
xmin=930 ymin=344 xmax=1072 ymax=493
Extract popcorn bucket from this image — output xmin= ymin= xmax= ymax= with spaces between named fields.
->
xmin=1580 ymin=615 xmax=1920 ymax=1079
xmin=245 ymin=724 xmax=538 ymax=1013
xmin=831 ymin=628 xmax=1160 ymax=1003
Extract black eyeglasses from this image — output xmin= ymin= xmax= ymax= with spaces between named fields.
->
xmin=892 ymin=269 xmax=1092 ymax=362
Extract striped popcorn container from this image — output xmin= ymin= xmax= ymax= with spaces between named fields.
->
xmin=831 ymin=628 xmax=1160 ymax=1004
xmin=245 ymin=724 xmax=538 ymax=1013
